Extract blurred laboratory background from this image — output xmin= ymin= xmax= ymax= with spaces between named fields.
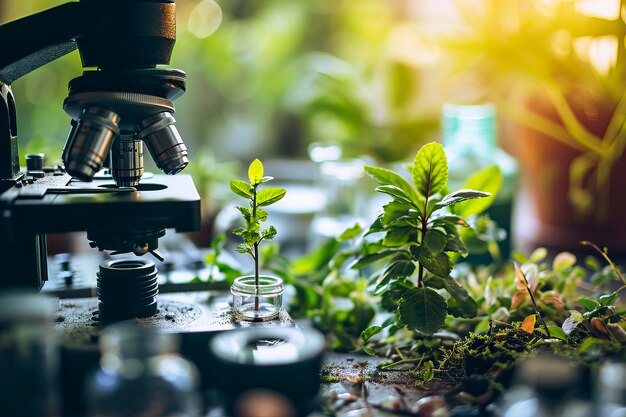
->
xmin=3 ymin=0 xmax=625 ymax=257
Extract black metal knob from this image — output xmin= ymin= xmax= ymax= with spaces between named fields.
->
xmin=25 ymin=153 xmax=44 ymax=171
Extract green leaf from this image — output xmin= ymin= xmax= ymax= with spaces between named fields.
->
xmin=422 ymin=360 xmax=435 ymax=382
xmin=529 ymin=247 xmax=548 ymax=263
xmin=585 ymin=255 xmax=601 ymax=271
xmin=256 ymin=187 xmax=286 ymax=206
xmin=230 ymin=180 xmax=253 ymax=198
xmin=423 ymin=229 xmax=447 ymax=255
xmin=430 ymin=213 xmax=467 ymax=227
xmin=599 ymin=292 xmax=618 ymax=307
xmin=418 ymin=249 xmax=452 ymax=277
xmin=243 ymin=231 xmax=260 ymax=246
xmin=261 ymin=226 xmax=277 ymax=240
xmin=350 ymin=250 xmax=401 ymax=269
xmin=553 ymin=252 xmax=577 ymax=272
xmin=426 ymin=275 xmax=477 ymax=318
xmin=256 ymin=208 xmax=268 ymax=222
xmin=360 ymin=325 xmax=383 ymax=343
xmin=292 ymin=238 xmax=340 ymax=274
xmin=547 ymin=325 xmax=568 ymax=341
xmin=435 ymin=189 xmax=491 ymax=209
xmin=383 ymin=228 xmax=410 ymax=247
xmin=382 ymin=201 xmax=414 ymax=226
xmin=363 ymin=346 xmax=376 ymax=356
xmin=364 ymin=216 xmax=384 ymax=236
xmin=412 ymin=142 xmax=448 ymax=198
xmin=373 ymin=260 xmax=416 ymax=295
xmin=364 ymin=165 xmax=421 ymax=206
xmin=579 ymin=337 xmax=613 ymax=352
xmin=399 ymin=287 xmax=447 ymax=335
xmin=452 ymin=165 xmax=503 ymax=217
xmin=375 ymin=185 xmax=418 ymax=208
xmin=236 ymin=206 xmax=252 ymax=221
xmin=248 ymin=159 xmax=264 ymax=185
xmin=339 ymin=224 xmax=362 ymax=241
xmin=579 ymin=298 xmax=601 ymax=311
xmin=444 ymin=235 xmax=468 ymax=257
xmin=236 ymin=243 xmax=251 ymax=255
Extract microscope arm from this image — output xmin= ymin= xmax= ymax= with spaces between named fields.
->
xmin=0 ymin=3 xmax=80 ymax=85
xmin=0 ymin=1 xmax=176 ymax=85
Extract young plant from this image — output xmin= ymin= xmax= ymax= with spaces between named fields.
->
xmin=230 ymin=159 xmax=286 ymax=311
xmin=353 ymin=142 xmax=497 ymax=336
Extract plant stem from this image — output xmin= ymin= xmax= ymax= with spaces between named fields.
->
xmin=526 ymin=285 xmax=550 ymax=337
xmin=418 ymin=195 xmax=430 ymax=287
xmin=252 ymin=186 xmax=260 ymax=311
xmin=581 ymin=240 xmax=626 ymax=286
xmin=379 ymin=357 xmax=424 ymax=370
xmin=254 ymin=241 xmax=259 ymax=311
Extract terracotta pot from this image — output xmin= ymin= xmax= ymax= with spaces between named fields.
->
xmin=509 ymin=91 xmax=626 ymax=255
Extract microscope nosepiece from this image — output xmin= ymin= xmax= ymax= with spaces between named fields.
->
xmin=65 ymin=106 xmax=120 ymax=181
xmin=137 ymin=112 xmax=188 ymax=175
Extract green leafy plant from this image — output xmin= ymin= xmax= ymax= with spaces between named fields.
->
xmin=353 ymin=142 xmax=493 ymax=336
xmin=230 ymin=159 xmax=286 ymax=311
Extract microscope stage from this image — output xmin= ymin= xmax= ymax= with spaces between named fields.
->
xmin=0 ymin=173 xmax=201 ymax=234
xmin=56 ymin=291 xmax=295 ymax=345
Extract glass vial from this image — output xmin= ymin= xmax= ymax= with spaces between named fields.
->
xmin=442 ymin=102 xmax=518 ymax=262
xmin=231 ymin=275 xmax=284 ymax=321
xmin=86 ymin=322 xmax=200 ymax=417
xmin=0 ymin=292 xmax=59 ymax=417
xmin=596 ymin=362 xmax=626 ymax=417
xmin=308 ymin=148 xmax=367 ymax=248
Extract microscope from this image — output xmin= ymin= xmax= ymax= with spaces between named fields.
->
xmin=0 ymin=0 xmax=201 ymax=297
xmin=0 ymin=5 xmax=299 ymax=415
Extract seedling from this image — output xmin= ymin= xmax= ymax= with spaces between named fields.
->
xmin=230 ymin=159 xmax=286 ymax=311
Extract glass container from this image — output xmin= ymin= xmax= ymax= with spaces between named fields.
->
xmin=231 ymin=275 xmax=283 ymax=321
xmin=596 ymin=361 xmax=626 ymax=417
xmin=308 ymin=154 xmax=367 ymax=248
xmin=86 ymin=322 xmax=200 ymax=417
xmin=442 ymin=102 xmax=518 ymax=261
xmin=0 ymin=292 xmax=59 ymax=417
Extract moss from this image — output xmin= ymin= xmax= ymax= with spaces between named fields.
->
xmin=417 ymin=328 xmax=536 ymax=393
xmin=321 ymin=374 xmax=342 ymax=383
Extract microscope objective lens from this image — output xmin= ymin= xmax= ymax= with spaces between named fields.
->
xmin=65 ymin=106 xmax=121 ymax=181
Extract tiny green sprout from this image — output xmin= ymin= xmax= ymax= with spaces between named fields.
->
xmin=230 ymin=159 xmax=286 ymax=311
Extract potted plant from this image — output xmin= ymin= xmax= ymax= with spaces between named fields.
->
xmin=438 ymin=0 xmax=626 ymax=255
xmin=230 ymin=159 xmax=287 ymax=321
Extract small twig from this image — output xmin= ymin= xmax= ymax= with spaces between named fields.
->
xmin=581 ymin=240 xmax=626 ymax=286
xmin=380 ymin=352 xmax=426 ymax=371
xmin=394 ymin=346 xmax=406 ymax=361
xmin=514 ymin=262 xmax=551 ymax=337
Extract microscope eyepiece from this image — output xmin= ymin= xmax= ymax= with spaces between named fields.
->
xmin=136 ymin=112 xmax=188 ymax=175
xmin=64 ymin=106 xmax=120 ymax=181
